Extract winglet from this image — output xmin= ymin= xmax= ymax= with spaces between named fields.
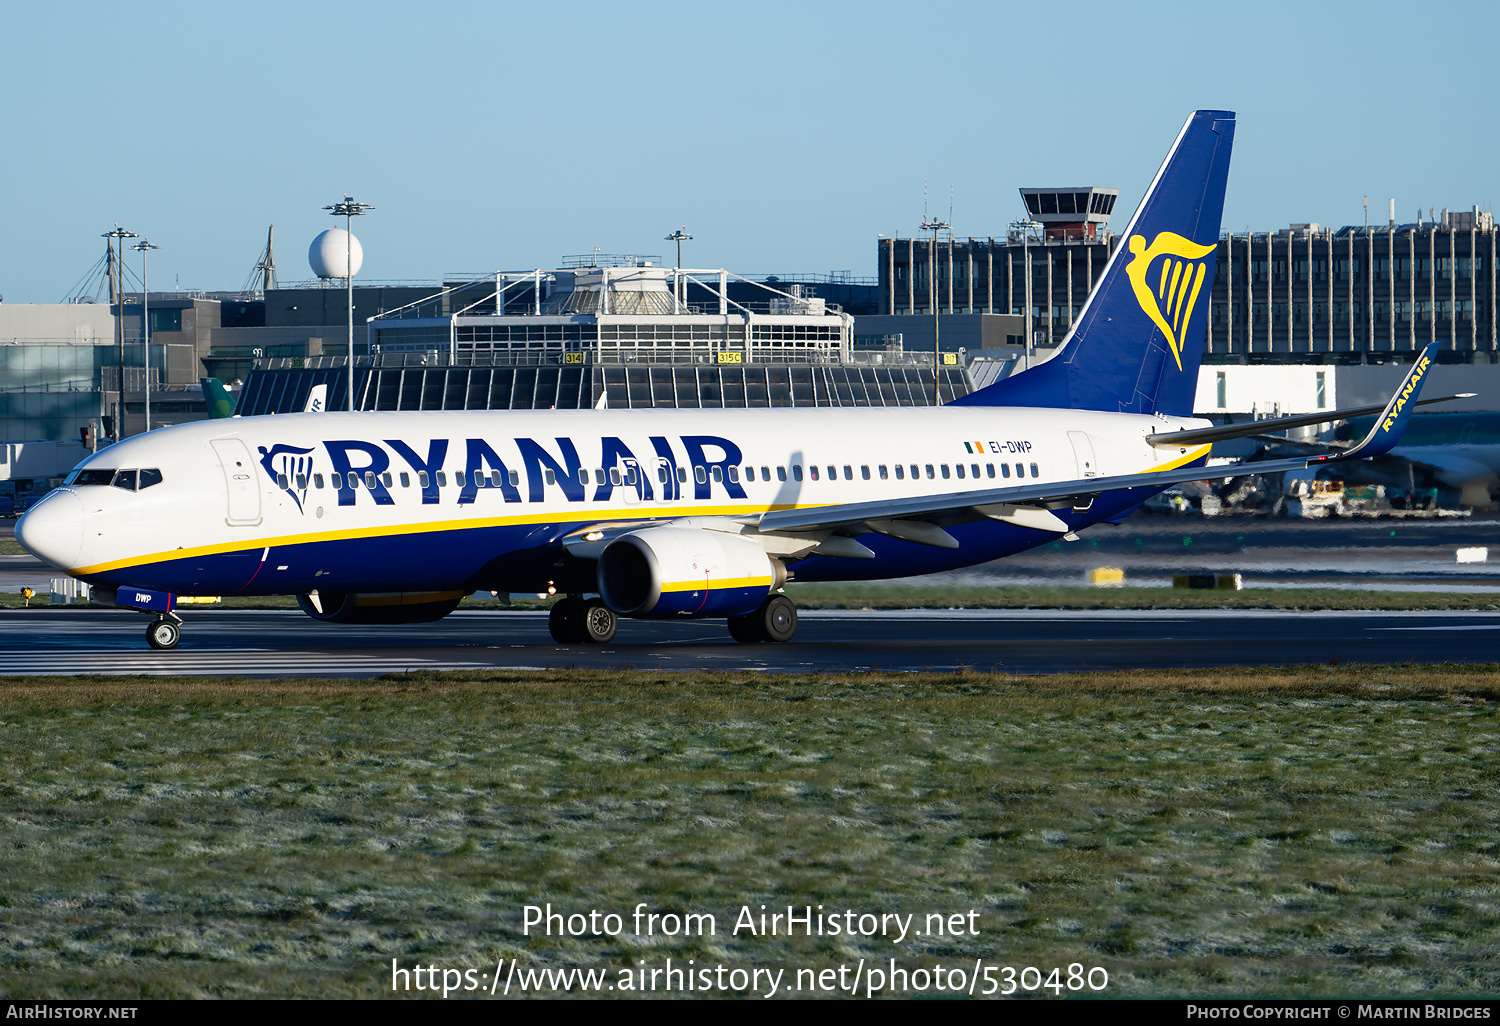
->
xmin=1321 ymin=342 xmax=1439 ymax=462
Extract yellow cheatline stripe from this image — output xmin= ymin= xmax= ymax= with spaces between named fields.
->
xmin=71 ymin=446 xmax=1216 ymax=577
xmin=1147 ymin=444 xmax=1212 ymax=473
xmin=661 ymin=576 xmax=773 ymax=594
xmin=69 ymin=500 xmax=803 ymax=575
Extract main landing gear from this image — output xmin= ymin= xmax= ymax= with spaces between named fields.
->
xmin=728 ymin=594 xmax=798 ymax=644
xmin=546 ymin=593 xmax=800 ymax=645
xmin=548 ymin=595 xmax=618 ymax=644
xmin=145 ymin=614 xmax=182 ymax=650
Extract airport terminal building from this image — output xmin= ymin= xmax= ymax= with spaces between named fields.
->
xmin=879 ymin=194 xmax=1499 ymax=362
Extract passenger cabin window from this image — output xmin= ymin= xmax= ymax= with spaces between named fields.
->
xmin=925 ymin=464 xmax=935 ymax=479
xmin=910 ymin=464 xmax=920 ymax=479
xmin=364 ymin=472 xmax=376 ymax=488
xmin=139 ymin=468 xmax=163 ymax=489
xmin=712 ymin=466 xmax=723 ymax=483
xmin=676 ymin=466 xmax=687 ymax=483
xmin=436 ymin=471 xmax=448 ymax=488
xmin=941 ymin=465 xmax=950 ymax=479
xmin=695 ymin=466 xmax=707 ymax=484
xmin=728 ymin=466 xmax=739 ymax=483
xmin=509 ymin=470 xmax=519 ymax=487
xmin=1015 ymin=463 xmax=1024 ymax=478
xmin=417 ymin=471 xmax=428 ymax=488
xmin=792 ymin=465 xmax=803 ymax=481
xmin=399 ymin=472 xmax=410 ymax=488
xmin=986 ymin=464 xmax=995 ymax=478
xmin=657 ymin=466 xmax=668 ymax=484
xmin=610 ymin=468 xmax=621 ymax=486
xmin=332 ymin=473 xmax=345 ymax=489
xmin=490 ymin=470 xmax=502 ymax=487
xmin=827 ymin=466 xmax=836 ymax=481
xmin=382 ymin=472 xmax=393 ymax=488
xmin=777 ymin=466 xmax=787 ymax=481
xmin=1001 ymin=464 xmax=1010 ymax=478
xmin=296 ymin=474 xmax=308 ymax=490
xmin=761 ymin=466 xmax=770 ymax=480
xmin=72 ymin=469 xmax=116 ymax=486
xmin=971 ymin=463 xmax=980 ymax=478
xmin=276 ymin=473 xmax=288 ymax=489
xmin=544 ymin=468 xmax=556 ymax=486
xmin=315 ymin=473 xmax=326 ymax=489
xmin=1030 ymin=462 xmax=1039 ymax=477
xmin=874 ymin=465 xmax=883 ymax=480
xmin=955 ymin=465 xmax=965 ymax=479
xmin=112 ymin=469 xmax=137 ymax=491
xmin=809 ymin=466 xmax=820 ymax=481
xmin=894 ymin=465 xmax=904 ymax=480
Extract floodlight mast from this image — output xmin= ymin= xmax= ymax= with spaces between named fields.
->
xmin=1009 ymin=219 xmax=1043 ymax=369
xmin=132 ymin=238 xmax=160 ymax=431
xmin=666 ymin=227 xmax=692 ymax=309
xmin=323 ymin=195 xmax=374 ymax=412
xmin=103 ymin=227 xmax=138 ymax=439
xmin=920 ymin=216 xmax=949 ymax=405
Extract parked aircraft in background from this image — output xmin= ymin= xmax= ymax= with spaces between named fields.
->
xmin=1329 ymin=411 xmax=1500 ymax=508
xmin=16 ymin=111 xmax=1445 ymax=650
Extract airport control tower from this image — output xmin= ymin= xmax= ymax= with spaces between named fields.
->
xmin=1018 ymin=187 xmax=1120 ymax=242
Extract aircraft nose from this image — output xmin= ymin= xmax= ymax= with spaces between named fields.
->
xmin=16 ymin=490 xmax=84 ymax=569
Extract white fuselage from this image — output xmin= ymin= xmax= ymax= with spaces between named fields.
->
xmin=20 ymin=405 xmax=1209 ymax=597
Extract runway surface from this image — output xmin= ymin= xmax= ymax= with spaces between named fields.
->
xmin=1 ymin=607 xmax=1497 ymax=678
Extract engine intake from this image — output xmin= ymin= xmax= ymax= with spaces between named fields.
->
xmin=597 ymin=527 xmax=785 ymax=618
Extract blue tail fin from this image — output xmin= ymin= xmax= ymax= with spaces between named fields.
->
xmin=953 ymin=109 xmax=1235 ymax=416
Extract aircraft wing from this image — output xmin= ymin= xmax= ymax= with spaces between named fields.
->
xmin=755 ymin=455 xmax=1320 ymax=535
xmin=758 ymin=342 xmax=1442 ymax=538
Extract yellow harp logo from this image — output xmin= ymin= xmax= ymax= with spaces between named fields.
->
xmin=1125 ymin=231 xmax=1216 ymax=370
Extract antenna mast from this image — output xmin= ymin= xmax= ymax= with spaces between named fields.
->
xmin=256 ymin=225 xmax=278 ymax=293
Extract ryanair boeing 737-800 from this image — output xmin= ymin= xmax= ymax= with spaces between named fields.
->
xmin=15 ymin=111 xmax=1449 ymax=650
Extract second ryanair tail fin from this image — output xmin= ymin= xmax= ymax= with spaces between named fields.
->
xmin=953 ymin=109 xmax=1235 ymax=417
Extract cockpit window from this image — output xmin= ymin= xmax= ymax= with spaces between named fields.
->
xmin=111 ymin=470 xmax=138 ymax=491
xmin=72 ymin=469 xmax=116 ymax=486
xmin=139 ymin=468 xmax=163 ymax=489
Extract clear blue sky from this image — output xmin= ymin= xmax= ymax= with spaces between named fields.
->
xmin=3 ymin=0 xmax=1497 ymax=302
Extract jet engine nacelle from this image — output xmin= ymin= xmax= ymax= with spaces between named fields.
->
xmin=295 ymin=591 xmax=465 ymax=624
xmin=597 ymin=527 xmax=786 ymax=618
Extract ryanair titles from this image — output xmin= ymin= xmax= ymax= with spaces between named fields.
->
xmin=259 ymin=434 xmax=748 ymax=511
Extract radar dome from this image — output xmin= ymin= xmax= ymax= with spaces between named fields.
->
xmin=309 ymin=227 xmax=364 ymax=279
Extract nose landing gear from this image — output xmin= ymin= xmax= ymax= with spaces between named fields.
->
xmin=146 ymin=614 xmax=182 ymax=650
